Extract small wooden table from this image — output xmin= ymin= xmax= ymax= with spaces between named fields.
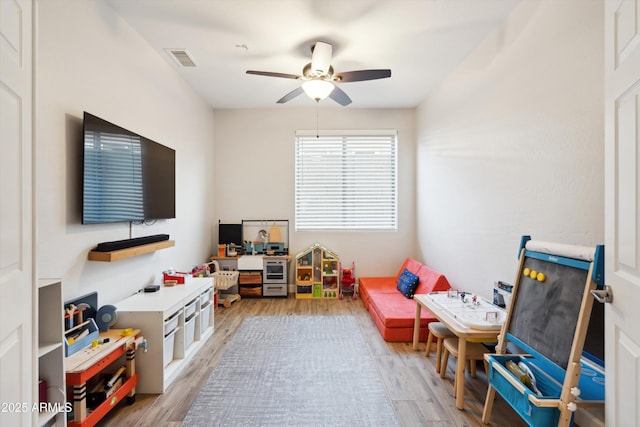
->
xmin=413 ymin=292 xmax=505 ymax=410
xmin=66 ymin=328 xmax=142 ymax=426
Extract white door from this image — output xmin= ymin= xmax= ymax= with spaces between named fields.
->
xmin=605 ymin=1 xmax=640 ymax=426
xmin=0 ymin=0 xmax=34 ymax=425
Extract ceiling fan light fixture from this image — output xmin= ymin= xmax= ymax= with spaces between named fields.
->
xmin=246 ymin=41 xmax=391 ymax=106
xmin=302 ymin=79 xmax=334 ymax=101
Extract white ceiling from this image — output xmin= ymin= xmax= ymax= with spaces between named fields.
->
xmin=106 ymin=0 xmax=520 ymax=109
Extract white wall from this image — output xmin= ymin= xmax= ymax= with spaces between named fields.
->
xmin=415 ymin=0 xmax=604 ymax=296
xmin=36 ymin=0 xmax=215 ymax=304
xmin=213 ymin=108 xmax=416 ymax=276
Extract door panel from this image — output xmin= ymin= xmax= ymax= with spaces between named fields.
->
xmin=605 ymin=1 xmax=640 ymax=426
xmin=0 ymin=0 xmax=33 ymax=425
xmin=0 ymin=83 xmax=23 ymax=273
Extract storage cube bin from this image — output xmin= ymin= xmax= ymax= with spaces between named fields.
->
xmin=200 ymin=304 xmax=211 ymax=332
xmin=487 ymin=355 xmax=568 ymax=427
xmin=297 ymin=285 xmax=312 ymax=294
xmin=185 ymin=299 xmax=197 ymax=319
xmin=163 ymin=327 xmax=179 ymax=367
xmin=200 ymin=288 xmax=213 ymax=306
xmin=163 ymin=311 xmax=180 ymax=336
xmin=184 ymin=314 xmax=197 ymax=349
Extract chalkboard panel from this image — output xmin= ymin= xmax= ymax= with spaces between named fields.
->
xmin=584 ymin=299 xmax=604 ymax=365
xmin=507 ymin=256 xmax=589 ymax=369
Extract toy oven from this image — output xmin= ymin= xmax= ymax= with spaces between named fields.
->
xmin=263 ymin=258 xmax=286 ymax=284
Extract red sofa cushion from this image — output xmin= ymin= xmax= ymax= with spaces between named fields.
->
xmin=360 ymin=276 xmax=397 ymax=293
xmin=360 ymin=261 xmax=451 ymax=300
xmin=359 ymin=257 xmax=430 ymax=308
xmin=415 ymin=265 xmax=451 ymax=294
xmin=367 ymin=291 xmax=432 ymax=328
xmin=368 ymin=303 xmax=436 ymax=342
xmin=359 ymin=258 xmax=452 ymax=342
xmin=359 ymin=277 xmax=392 ymax=310
xmin=395 ymin=257 xmax=424 ymax=281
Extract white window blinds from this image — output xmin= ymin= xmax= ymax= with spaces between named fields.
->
xmin=295 ymin=131 xmax=397 ymax=231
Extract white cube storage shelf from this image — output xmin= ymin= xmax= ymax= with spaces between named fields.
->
xmin=114 ymin=278 xmax=215 ymax=393
xmin=37 ymin=279 xmax=66 ymax=427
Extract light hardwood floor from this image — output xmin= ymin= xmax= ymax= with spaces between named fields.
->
xmin=97 ymin=296 xmax=528 ymax=426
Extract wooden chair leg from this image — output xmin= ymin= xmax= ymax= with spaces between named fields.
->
xmin=425 ymin=330 xmax=434 ymax=357
xmin=435 ymin=338 xmax=444 ymax=373
xmin=440 ymin=348 xmax=449 ymax=379
xmin=470 ymin=359 xmax=477 ymax=378
xmin=453 ymin=373 xmax=457 ymax=398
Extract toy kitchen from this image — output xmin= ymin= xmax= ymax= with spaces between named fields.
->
xmin=213 ymin=219 xmax=290 ymax=299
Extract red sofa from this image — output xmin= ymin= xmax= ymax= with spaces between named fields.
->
xmin=359 ymin=258 xmax=452 ymax=342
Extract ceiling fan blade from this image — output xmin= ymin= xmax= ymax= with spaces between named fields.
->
xmin=334 ymin=69 xmax=391 ymax=83
xmin=246 ymin=70 xmax=301 ymax=80
xmin=277 ymin=86 xmax=305 ymax=104
xmin=328 ymin=86 xmax=352 ymax=106
xmin=311 ymin=42 xmax=332 ymax=75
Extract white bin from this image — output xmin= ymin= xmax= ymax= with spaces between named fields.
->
xmin=184 ymin=313 xmax=197 ymax=349
xmin=200 ymin=304 xmax=212 ymax=332
xmin=163 ymin=327 xmax=179 ymax=367
xmin=200 ymin=288 xmax=213 ymax=307
xmin=185 ymin=299 xmax=197 ymax=319
xmin=164 ymin=310 xmax=181 ymax=335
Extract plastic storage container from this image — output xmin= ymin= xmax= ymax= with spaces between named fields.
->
xmin=200 ymin=304 xmax=211 ymax=332
xmin=163 ymin=327 xmax=179 ymax=367
xmin=200 ymin=288 xmax=213 ymax=306
xmin=184 ymin=314 xmax=197 ymax=350
xmin=185 ymin=299 xmax=197 ymax=319
xmin=163 ymin=310 xmax=180 ymax=336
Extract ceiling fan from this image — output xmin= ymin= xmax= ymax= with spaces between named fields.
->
xmin=246 ymin=41 xmax=391 ymax=106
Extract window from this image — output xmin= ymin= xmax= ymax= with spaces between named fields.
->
xmin=295 ymin=130 xmax=397 ymax=231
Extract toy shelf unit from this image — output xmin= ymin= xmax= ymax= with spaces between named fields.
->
xmin=482 ymin=236 xmax=605 ymax=427
xmin=37 ymin=279 xmax=66 ymax=427
xmin=295 ymin=243 xmax=340 ymax=299
xmin=113 ymin=278 xmax=215 ymax=393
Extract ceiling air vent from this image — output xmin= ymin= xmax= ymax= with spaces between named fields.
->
xmin=165 ymin=48 xmax=196 ymax=67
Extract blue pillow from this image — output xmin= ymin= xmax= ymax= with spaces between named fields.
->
xmin=397 ymin=268 xmax=419 ymax=298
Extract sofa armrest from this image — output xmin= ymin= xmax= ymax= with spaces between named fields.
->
xmin=415 ymin=264 xmax=451 ymax=294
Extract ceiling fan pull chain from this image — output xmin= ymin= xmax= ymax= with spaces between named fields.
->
xmin=316 ymin=101 xmax=320 ymax=138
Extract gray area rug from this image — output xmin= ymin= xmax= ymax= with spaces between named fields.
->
xmin=182 ymin=315 xmax=399 ymax=427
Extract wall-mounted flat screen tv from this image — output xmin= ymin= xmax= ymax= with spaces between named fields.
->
xmin=82 ymin=112 xmax=176 ymax=224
